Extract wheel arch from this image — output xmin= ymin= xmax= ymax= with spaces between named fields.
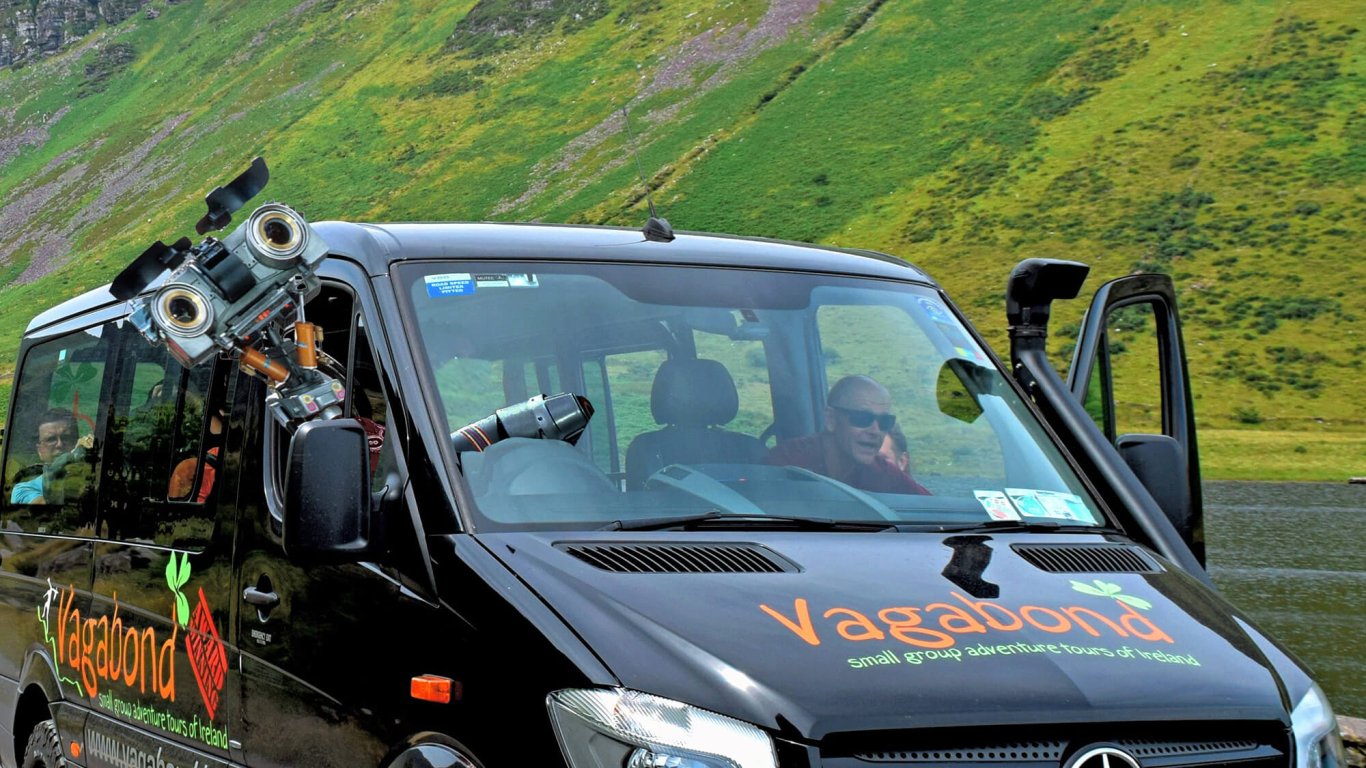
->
xmin=12 ymin=647 xmax=63 ymax=760
xmin=382 ymin=731 xmax=485 ymax=768
xmin=11 ymin=682 xmax=55 ymax=766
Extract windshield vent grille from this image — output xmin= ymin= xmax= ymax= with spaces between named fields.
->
xmin=556 ymin=542 xmax=797 ymax=573
xmin=1011 ymin=544 xmax=1160 ymax=573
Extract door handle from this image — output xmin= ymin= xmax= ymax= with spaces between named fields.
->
xmin=243 ymin=574 xmax=280 ymax=621
xmin=242 ymin=587 xmax=279 ymax=608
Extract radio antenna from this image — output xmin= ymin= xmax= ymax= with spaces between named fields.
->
xmin=621 ymin=104 xmax=674 ymax=242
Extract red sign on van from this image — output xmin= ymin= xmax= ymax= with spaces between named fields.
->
xmin=185 ymin=588 xmax=227 ymax=720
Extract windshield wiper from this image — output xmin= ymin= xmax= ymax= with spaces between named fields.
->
xmin=930 ymin=519 xmax=1114 ymax=534
xmin=601 ymin=511 xmax=897 ymax=532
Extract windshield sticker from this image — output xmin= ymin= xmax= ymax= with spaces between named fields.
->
xmin=759 ymin=585 xmax=1201 ymax=673
xmin=1004 ymin=488 xmax=1095 ymax=522
xmin=424 ymin=273 xmax=475 ymax=297
xmin=1040 ymin=490 xmax=1097 ymax=523
xmin=1004 ymin=488 xmax=1050 ymax=518
xmin=473 ymin=273 xmax=538 ymax=288
xmin=935 ymin=321 xmax=987 ymax=362
xmin=974 ymin=490 xmax=1021 ymax=520
xmin=918 ymin=297 xmax=951 ymax=323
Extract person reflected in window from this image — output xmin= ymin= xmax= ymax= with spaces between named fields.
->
xmin=766 ymin=375 xmax=929 ymax=494
xmin=351 ymin=380 xmax=388 ymax=475
xmin=168 ymin=407 xmax=223 ymax=502
xmin=10 ymin=408 xmax=92 ymax=504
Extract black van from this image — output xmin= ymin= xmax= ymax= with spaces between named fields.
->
xmin=0 ymin=170 xmax=1347 ymax=768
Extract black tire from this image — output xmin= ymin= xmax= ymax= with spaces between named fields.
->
xmin=21 ymin=719 xmax=67 ymax=768
xmin=384 ymin=739 xmax=487 ymax=768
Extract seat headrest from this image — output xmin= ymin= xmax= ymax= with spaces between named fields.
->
xmin=651 ymin=358 xmax=739 ymax=427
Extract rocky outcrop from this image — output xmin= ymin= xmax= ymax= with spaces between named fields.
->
xmin=1343 ymin=716 xmax=1365 ymax=768
xmin=0 ymin=0 xmax=148 ymax=69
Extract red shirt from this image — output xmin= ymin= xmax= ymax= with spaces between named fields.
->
xmin=358 ymin=417 xmax=386 ymax=473
xmin=168 ymin=447 xmax=219 ymax=503
xmin=765 ymin=433 xmax=930 ymax=495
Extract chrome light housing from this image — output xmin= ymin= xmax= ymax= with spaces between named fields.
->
xmin=1291 ymin=683 xmax=1345 ymax=768
xmin=548 ymin=688 xmax=777 ymax=768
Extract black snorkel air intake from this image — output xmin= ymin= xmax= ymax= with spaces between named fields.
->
xmin=1005 ymin=259 xmax=1211 ymax=585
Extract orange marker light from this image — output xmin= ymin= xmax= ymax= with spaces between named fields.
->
xmin=70 ymin=741 xmax=82 ymax=759
xmin=411 ymin=674 xmax=458 ymax=704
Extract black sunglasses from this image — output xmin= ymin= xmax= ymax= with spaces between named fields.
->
xmin=832 ymin=406 xmax=896 ymax=431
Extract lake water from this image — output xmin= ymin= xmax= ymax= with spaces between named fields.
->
xmin=1204 ymin=480 xmax=1366 ymax=718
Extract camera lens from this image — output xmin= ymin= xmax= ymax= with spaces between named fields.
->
xmin=167 ymin=296 xmax=200 ymax=324
xmin=154 ymin=286 xmax=213 ymax=336
xmin=262 ymin=218 xmax=293 ymax=247
xmin=247 ymin=204 xmax=309 ymax=267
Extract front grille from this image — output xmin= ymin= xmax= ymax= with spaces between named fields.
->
xmin=1115 ymin=739 xmax=1266 ymax=766
xmin=819 ymin=723 xmax=1287 ymax=768
xmin=555 ymin=541 xmax=797 ymax=573
xmin=857 ymin=742 xmax=1065 ymax=763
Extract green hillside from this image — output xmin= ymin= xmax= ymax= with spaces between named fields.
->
xmin=1 ymin=0 xmax=1363 ymax=479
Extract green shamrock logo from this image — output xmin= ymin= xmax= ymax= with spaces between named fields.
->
xmin=1070 ymin=579 xmax=1152 ymax=611
xmin=51 ymin=363 xmax=98 ymax=407
xmin=166 ymin=552 xmax=193 ymax=626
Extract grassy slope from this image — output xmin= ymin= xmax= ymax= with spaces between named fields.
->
xmin=0 ymin=0 xmax=1362 ymax=479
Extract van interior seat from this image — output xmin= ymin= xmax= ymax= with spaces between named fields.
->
xmin=625 ymin=358 xmax=766 ymax=489
xmin=463 ymin=437 xmax=616 ymax=502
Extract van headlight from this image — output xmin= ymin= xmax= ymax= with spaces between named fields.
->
xmin=548 ymin=688 xmax=777 ymax=768
xmin=1291 ymin=683 xmax=1345 ymax=768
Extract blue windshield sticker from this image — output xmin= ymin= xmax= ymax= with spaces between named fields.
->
xmin=1038 ymin=490 xmax=1096 ymax=523
xmin=974 ymin=490 xmax=1021 ymax=521
xmin=1005 ymin=488 xmax=1095 ymax=522
xmin=918 ymin=297 xmax=951 ymax=323
xmin=1005 ymin=488 xmax=1053 ymax=519
xmin=425 ymin=273 xmax=475 ymax=297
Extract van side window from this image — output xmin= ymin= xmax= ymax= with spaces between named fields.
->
xmin=694 ymin=328 xmax=772 ymax=438
xmin=579 ymin=358 xmax=614 ymax=475
xmin=267 ymin=285 xmax=395 ymax=512
xmin=601 ymin=348 xmax=667 ymax=472
xmin=100 ymin=343 xmax=221 ymax=547
xmin=348 ymin=318 xmax=394 ymax=484
xmin=1 ymin=325 xmax=110 ymax=533
xmin=1084 ymin=302 xmax=1164 ymax=439
xmin=1 ymin=319 xmax=224 ymax=546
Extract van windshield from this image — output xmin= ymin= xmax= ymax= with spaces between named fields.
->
xmin=397 ymin=261 xmax=1108 ymax=532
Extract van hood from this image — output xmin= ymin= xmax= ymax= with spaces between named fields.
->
xmin=475 ymin=531 xmax=1288 ymax=738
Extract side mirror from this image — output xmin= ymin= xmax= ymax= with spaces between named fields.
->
xmin=935 ymin=359 xmax=987 ymax=423
xmin=284 ymin=418 xmax=377 ymax=562
xmin=1116 ymin=434 xmax=1195 ymax=545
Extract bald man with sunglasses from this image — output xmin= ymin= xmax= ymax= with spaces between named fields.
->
xmin=766 ymin=375 xmax=930 ymax=494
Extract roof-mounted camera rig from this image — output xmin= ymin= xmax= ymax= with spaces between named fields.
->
xmin=111 ymin=157 xmax=345 ymax=424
